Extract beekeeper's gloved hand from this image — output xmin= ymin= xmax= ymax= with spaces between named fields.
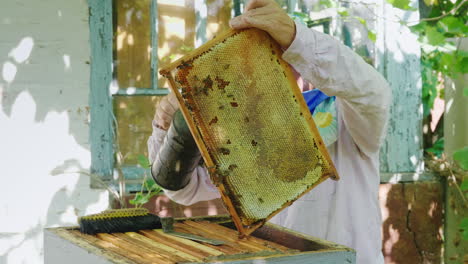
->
xmin=151 ymin=108 xmax=202 ymax=191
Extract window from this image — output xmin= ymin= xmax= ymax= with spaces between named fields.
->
xmin=88 ymin=0 xmax=426 ymax=192
xmin=89 ymin=0 xmax=234 ymax=191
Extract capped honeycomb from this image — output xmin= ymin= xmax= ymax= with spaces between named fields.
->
xmin=160 ymin=28 xmax=338 ymax=236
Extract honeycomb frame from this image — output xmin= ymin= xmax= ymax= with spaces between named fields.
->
xmin=160 ymin=28 xmax=339 ymax=237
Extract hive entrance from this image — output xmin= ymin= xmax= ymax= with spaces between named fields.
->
xmin=160 ymin=28 xmax=338 ymax=237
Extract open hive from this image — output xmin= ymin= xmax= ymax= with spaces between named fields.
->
xmin=160 ymin=28 xmax=338 ymax=237
xmin=45 ymin=217 xmax=355 ymax=263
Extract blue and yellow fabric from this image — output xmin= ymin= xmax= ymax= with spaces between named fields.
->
xmin=302 ymin=90 xmax=337 ymax=147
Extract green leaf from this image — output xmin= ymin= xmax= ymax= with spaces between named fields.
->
xmin=460 ymin=217 xmax=468 ymax=229
xmin=461 ymin=180 xmax=468 ymax=191
xmin=129 ymin=193 xmax=144 ymax=205
xmin=463 ymin=88 xmax=468 ymax=97
xmin=463 ymin=229 xmax=468 ymax=241
xmin=338 ymin=10 xmax=349 ymax=16
xmin=456 ymin=55 xmax=468 ymax=74
xmin=137 ymin=154 xmax=150 ymax=168
xmin=426 ymin=138 xmax=444 ymax=157
xmin=423 ymin=0 xmax=438 ymax=6
xmin=387 ymin=0 xmax=412 ymax=10
xmin=409 ymin=22 xmax=427 ymax=33
xmin=131 ymin=192 xmax=150 ymax=205
xmin=438 ymin=16 xmax=468 ymax=34
xmin=425 ymin=27 xmax=446 ymax=46
xmin=293 ymin=11 xmax=308 ymax=19
xmin=368 ymin=31 xmax=377 ymax=43
xmin=439 ymin=52 xmax=457 ymax=76
xmin=357 ymin=17 xmax=367 ymax=26
xmin=319 ymin=0 xmax=333 ymax=8
xmin=453 ymin=147 xmax=468 ymax=170
xmin=145 ymin=178 xmax=157 ymax=189
xmin=180 ymin=45 xmax=193 ymax=52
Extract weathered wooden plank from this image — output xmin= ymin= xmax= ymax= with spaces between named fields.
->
xmin=124 ymin=231 xmax=201 ymax=262
xmin=88 ymin=0 xmax=114 ymax=181
xmin=140 ymin=229 xmax=221 ymax=258
xmin=113 ymin=232 xmax=188 ymax=263
xmin=183 ymin=221 xmax=267 ymax=252
xmin=69 ymin=230 xmax=147 ymax=264
xmin=199 ymin=221 xmax=293 ymax=253
xmin=97 ymin=233 xmax=172 ymax=264
xmin=174 ymin=225 xmax=246 ymax=255
xmin=151 ymin=229 xmax=225 ymax=256
xmin=376 ymin=0 xmax=423 ymax=173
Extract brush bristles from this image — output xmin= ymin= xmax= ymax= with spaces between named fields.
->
xmin=78 ymin=208 xmax=162 ymax=235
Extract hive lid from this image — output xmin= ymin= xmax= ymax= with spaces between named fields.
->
xmin=160 ymin=28 xmax=339 ymax=237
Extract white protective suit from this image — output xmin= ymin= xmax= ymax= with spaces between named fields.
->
xmin=148 ymin=21 xmax=391 ymax=264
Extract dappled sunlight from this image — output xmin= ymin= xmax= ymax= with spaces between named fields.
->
xmin=8 ymin=37 xmax=34 ymax=64
xmin=184 ymin=208 xmax=193 ymax=217
xmin=62 ymin=54 xmax=71 ymax=70
xmin=2 ymin=36 xmax=34 ymax=84
xmin=383 ymin=224 xmax=400 ymax=261
xmin=0 ymin=91 xmax=107 ymax=233
xmin=380 ymin=8 xmax=420 ymax=64
xmin=2 ymin=61 xmax=17 ymax=83
xmin=159 ymin=0 xmax=185 ymax=7
xmin=4 ymin=229 xmax=42 ymax=264
xmin=161 ymin=17 xmax=186 ymax=42
xmin=0 ymin=1 xmax=111 ymax=263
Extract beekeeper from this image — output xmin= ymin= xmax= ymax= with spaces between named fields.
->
xmin=147 ymin=0 xmax=391 ymax=263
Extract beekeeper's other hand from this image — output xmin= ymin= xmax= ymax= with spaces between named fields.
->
xmin=229 ymin=0 xmax=295 ymax=49
xmin=154 ymin=92 xmax=179 ymax=130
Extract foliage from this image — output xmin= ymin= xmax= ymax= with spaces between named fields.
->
xmin=129 ymin=154 xmax=163 ymax=208
xmin=387 ymin=0 xmax=468 ymax=244
xmin=407 ymin=0 xmax=468 ymax=118
xmin=426 ymin=137 xmax=445 ymax=157
xmin=454 ymin=147 xmax=468 ymax=171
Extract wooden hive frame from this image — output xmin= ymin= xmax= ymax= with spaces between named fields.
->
xmin=159 ymin=28 xmax=339 ymax=237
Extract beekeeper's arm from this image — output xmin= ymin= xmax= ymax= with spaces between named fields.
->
xmin=147 ymin=93 xmax=220 ymax=206
xmin=230 ymin=0 xmax=391 ymax=155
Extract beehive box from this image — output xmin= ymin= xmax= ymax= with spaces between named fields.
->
xmin=160 ymin=28 xmax=339 ymax=237
xmin=45 ymin=216 xmax=355 ymax=263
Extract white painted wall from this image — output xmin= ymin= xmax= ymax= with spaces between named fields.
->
xmin=0 ymin=0 xmax=109 ymax=263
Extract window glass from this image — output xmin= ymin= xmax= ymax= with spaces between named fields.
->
xmin=114 ymin=0 xmax=152 ymax=89
xmin=114 ymin=96 xmax=163 ymax=166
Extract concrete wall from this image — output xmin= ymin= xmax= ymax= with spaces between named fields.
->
xmin=0 ymin=0 xmax=109 ymax=263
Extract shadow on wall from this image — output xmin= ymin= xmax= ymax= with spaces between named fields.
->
xmin=0 ymin=1 xmax=109 ymax=263
xmin=0 ymin=90 xmax=108 ymax=263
